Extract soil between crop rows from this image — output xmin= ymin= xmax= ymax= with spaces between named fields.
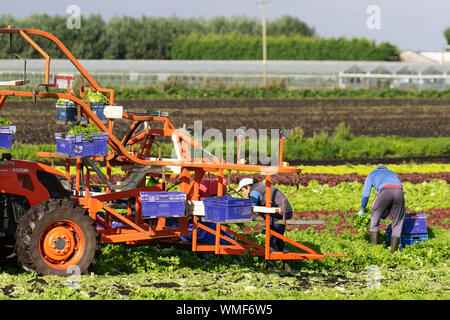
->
xmin=1 ymin=98 xmax=449 ymax=144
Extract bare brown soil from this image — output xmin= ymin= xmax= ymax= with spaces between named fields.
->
xmin=1 ymin=98 xmax=448 ymax=144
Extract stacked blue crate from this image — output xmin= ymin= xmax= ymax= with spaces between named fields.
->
xmin=0 ymin=125 xmax=15 ymax=149
xmin=386 ymin=213 xmax=428 ymax=248
xmin=140 ymin=191 xmax=186 ymax=217
xmin=56 ymin=101 xmax=107 ymax=124
xmin=55 ymin=132 xmax=109 ymax=157
xmin=202 ymin=196 xmax=253 ymax=223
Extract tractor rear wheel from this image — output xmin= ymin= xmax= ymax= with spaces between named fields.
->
xmin=14 ymin=199 xmax=99 ymax=276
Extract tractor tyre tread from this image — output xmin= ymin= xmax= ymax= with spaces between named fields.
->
xmin=14 ymin=198 xmax=99 ymax=276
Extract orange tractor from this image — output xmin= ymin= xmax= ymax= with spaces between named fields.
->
xmin=0 ymin=27 xmax=346 ymax=276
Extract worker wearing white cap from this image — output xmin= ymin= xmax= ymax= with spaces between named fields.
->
xmin=237 ymin=178 xmax=292 ymax=253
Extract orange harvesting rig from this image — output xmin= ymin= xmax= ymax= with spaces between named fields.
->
xmin=0 ymin=27 xmax=346 ymax=275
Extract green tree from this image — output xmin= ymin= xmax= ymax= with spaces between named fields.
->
xmin=0 ymin=13 xmax=107 ymax=59
xmin=444 ymin=27 xmax=450 ymax=45
xmin=0 ymin=14 xmax=398 ymax=60
xmin=204 ymin=15 xmax=261 ymax=35
xmin=267 ymin=15 xmax=315 ymax=37
xmin=71 ymin=15 xmax=108 ymax=59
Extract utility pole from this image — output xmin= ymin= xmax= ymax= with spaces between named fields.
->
xmin=258 ymin=1 xmax=269 ymax=87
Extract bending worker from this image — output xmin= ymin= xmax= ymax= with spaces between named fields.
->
xmin=358 ymin=164 xmax=406 ymax=253
xmin=237 ymin=178 xmax=292 ymax=253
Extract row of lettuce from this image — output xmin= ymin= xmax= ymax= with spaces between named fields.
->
xmin=2 ymin=130 xmax=449 ymax=162
xmin=76 ymin=87 xmax=450 ymax=100
xmin=5 ymin=87 xmax=450 ymax=101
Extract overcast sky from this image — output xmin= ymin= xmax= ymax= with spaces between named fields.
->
xmin=2 ymin=0 xmax=449 ymax=51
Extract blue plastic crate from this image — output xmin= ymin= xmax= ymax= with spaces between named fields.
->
xmin=386 ymin=229 xmax=428 ymax=248
xmin=403 ymin=213 xmax=427 ymax=234
xmin=55 ymin=132 xmax=109 ymax=157
xmin=0 ymin=126 xmax=15 ymax=149
xmin=90 ymin=103 xmax=107 ymax=122
xmin=96 ymin=211 xmax=128 ymax=229
xmin=140 ymin=191 xmax=186 ymax=217
xmin=203 ymin=196 xmax=253 ymax=223
xmin=56 ymin=102 xmax=107 ymax=124
xmin=96 ymin=198 xmax=138 ymax=229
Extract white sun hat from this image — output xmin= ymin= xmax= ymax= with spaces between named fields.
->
xmin=237 ymin=178 xmax=254 ymax=192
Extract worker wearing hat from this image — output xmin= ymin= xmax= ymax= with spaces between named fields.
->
xmin=358 ymin=164 xmax=406 ymax=253
xmin=237 ymin=178 xmax=293 ymax=253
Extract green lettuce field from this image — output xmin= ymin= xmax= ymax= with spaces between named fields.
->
xmin=1 ymin=163 xmax=448 ymax=300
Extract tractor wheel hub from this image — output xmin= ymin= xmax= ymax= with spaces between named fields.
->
xmin=42 ymin=226 xmax=75 ymax=261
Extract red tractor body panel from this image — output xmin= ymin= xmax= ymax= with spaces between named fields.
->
xmin=0 ymin=159 xmax=67 ymax=207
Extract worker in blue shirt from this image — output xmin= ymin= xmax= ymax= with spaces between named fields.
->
xmin=358 ymin=164 xmax=405 ymax=253
xmin=237 ymin=178 xmax=292 ymax=253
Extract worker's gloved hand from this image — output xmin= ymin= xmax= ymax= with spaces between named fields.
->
xmin=357 ymin=209 xmax=365 ymax=217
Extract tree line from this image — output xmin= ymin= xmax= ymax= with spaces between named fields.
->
xmin=0 ymin=14 xmax=398 ymax=60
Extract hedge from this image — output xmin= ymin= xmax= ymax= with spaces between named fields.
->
xmin=171 ymin=33 xmax=399 ymax=61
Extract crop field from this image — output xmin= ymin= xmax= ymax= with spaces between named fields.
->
xmin=2 ymin=6 xmax=450 ymax=309
xmin=1 ymin=99 xmax=450 ymax=145
xmin=0 ymin=162 xmax=448 ymax=300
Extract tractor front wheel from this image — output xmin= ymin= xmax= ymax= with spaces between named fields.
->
xmin=15 ymin=199 xmax=98 ymax=276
